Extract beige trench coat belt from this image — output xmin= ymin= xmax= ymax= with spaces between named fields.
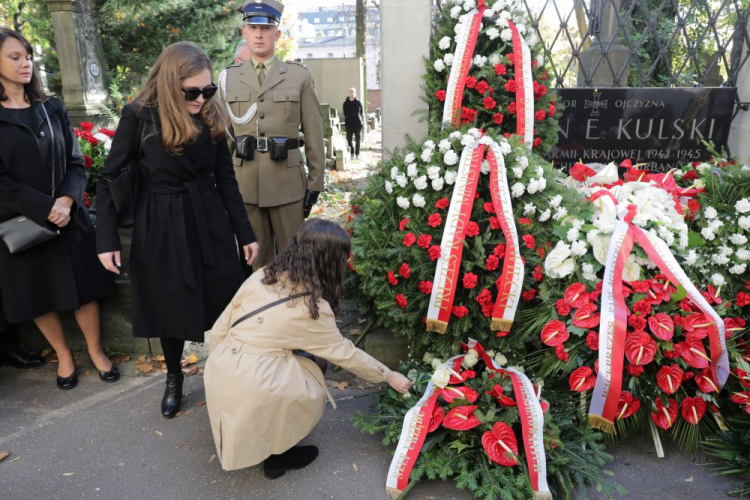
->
xmin=222 ymin=337 xmax=337 ymax=409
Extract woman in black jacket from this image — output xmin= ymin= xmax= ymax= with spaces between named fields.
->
xmin=0 ymin=29 xmax=117 ymax=389
xmin=96 ymin=42 xmax=259 ymax=418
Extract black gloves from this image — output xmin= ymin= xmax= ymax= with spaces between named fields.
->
xmin=303 ymin=189 xmax=320 ymax=219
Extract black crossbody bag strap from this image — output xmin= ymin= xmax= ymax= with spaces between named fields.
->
xmin=231 ymin=291 xmax=312 ymax=328
xmin=40 ymin=102 xmax=56 ymax=196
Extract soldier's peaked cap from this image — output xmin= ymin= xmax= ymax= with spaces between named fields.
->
xmin=237 ymin=0 xmax=284 ymax=25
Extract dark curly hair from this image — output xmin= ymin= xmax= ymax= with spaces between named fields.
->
xmin=262 ymin=219 xmax=351 ymax=319
xmin=0 ymin=28 xmax=46 ymax=103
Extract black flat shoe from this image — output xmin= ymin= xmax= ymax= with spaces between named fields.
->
xmin=0 ymin=346 xmax=45 ymax=369
xmin=263 ymin=445 xmax=319 ymax=479
xmin=161 ymin=373 xmax=184 ymax=419
xmin=98 ymin=362 xmax=120 ymax=383
xmin=56 ymin=370 xmax=78 ymax=390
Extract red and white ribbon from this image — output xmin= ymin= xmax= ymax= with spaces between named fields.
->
xmin=442 ymin=9 xmax=485 ymax=128
xmin=426 ymin=142 xmax=485 ymax=333
xmin=486 ymin=142 xmax=524 ymax=332
xmin=509 ymin=21 xmax=534 ymax=147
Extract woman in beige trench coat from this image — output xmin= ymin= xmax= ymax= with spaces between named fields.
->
xmin=204 ymin=219 xmax=412 ymax=477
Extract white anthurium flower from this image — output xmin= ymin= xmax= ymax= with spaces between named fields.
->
xmin=412 ymin=194 xmax=426 ymax=208
xmin=396 ymin=196 xmax=410 ymax=209
xmin=444 ymin=53 xmax=454 ymax=66
xmin=414 ymin=175 xmax=428 ymax=190
xmin=480 ymin=160 xmax=491 ymax=175
xmin=427 ymin=166 xmax=441 ymax=180
xmin=736 ymin=198 xmax=750 ymax=213
xmin=730 ymin=263 xmax=748 ymax=275
xmin=404 ymin=152 xmax=416 ymax=164
xmin=444 ymin=150 xmax=459 ymax=166
xmin=538 ymin=208 xmax=551 ymax=222
xmin=588 ymin=232 xmax=612 ymax=265
xmin=588 ymin=162 xmax=619 ymax=184
xmin=395 ymin=174 xmax=407 ymax=188
xmin=432 ymin=177 xmax=444 ymax=191
xmin=545 ymin=241 xmax=576 ymax=279
xmin=384 ymin=180 xmax=393 ymax=194
xmin=511 ymin=182 xmax=525 ymax=198
xmin=431 ymin=364 xmax=452 ymax=388
xmin=438 ymin=139 xmax=451 ymax=152
xmin=421 ymin=149 xmax=433 ymax=163
xmin=438 ymin=36 xmax=452 ymax=50
xmin=407 ymin=163 xmax=418 ymax=178
xmin=711 ymin=273 xmax=726 ymax=286
xmin=523 ymin=203 xmax=536 ymax=215
xmin=444 ymin=170 xmax=458 ymax=185
xmin=693 ymin=179 xmax=706 ymax=189
xmin=622 ymin=254 xmax=642 ymax=281
xmin=590 ymin=191 xmax=618 ymax=233
xmin=434 ymin=59 xmax=445 ymax=72
xmin=487 ymin=27 xmax=500 ymax=39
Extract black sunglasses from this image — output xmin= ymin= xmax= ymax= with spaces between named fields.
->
xmin=181 ymin=84 xmax=218 ymax=102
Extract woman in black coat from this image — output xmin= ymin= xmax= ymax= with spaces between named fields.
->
xmin=96 ymin=42 xmax=259 ymax=418
xmin=0 ymin=29 xmax=117 ymax=389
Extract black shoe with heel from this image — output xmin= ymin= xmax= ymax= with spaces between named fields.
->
xmin=161 ymin=373 xmax=184 ymax=419
xmin=98 ymin=361 xmax=120 ymax=383
xmin=263 ymin=445 xmax=319 ymax=479
xmin=56 ymin=368 xmax=78 ymax=390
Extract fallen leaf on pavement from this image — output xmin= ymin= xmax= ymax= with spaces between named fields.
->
xmin=136 ymin=362 xmax=153 ymax=374
xmin=7 ymin=456 xmax=21 ymax=464
xmin=349 ymin=329 xmax=361 ymax=337
xmin=138 ymin=355 xmax=148 ymax=362
xmin=155 ymin=431 xmax=163 ymax=437
xmin=352 ymin=463 xmax=359 ymax=471
xmin=112 ymin=354 xmax=130 ymax=364
xmin=41 ymin=348 xmax=51 ymax=357
xmin=84 ymin=371 xmax=91 ymax=377
xmin=182 ymin=365 xmax=199 ymax=376
xmin=357 ymin=318 xmax=367 ymax=325
xmin=195 ymin=401 xmax=207 ymax=407
xmin=685 ymin=477 xmax=694 ymax=482
xmin=332 ymin=381 xmax=349 ymax=391
xmin=0 ymin=452 xmax=8 ymax=463
xmin=63 ymin=473 xmax=74 ymax=476
xmin=175 ymin=442 xmax=186 ymax=450
xmin=153 ymin=355 xmax=165 ymax=362
xmin=181 ymin=353 xmax=200 ymax=367
xmin=207 ymin=454 xmax=216 ymax=464
xmin=181 ymin=409 xmax=194 ymax=417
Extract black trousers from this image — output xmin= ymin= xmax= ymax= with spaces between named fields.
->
xmin=345 ymin=125 xmax=361 ymax=156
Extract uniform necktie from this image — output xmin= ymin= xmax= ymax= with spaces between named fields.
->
xmin=258 ymin=62 xmax=265 ymax=86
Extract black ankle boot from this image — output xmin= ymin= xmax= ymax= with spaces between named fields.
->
xmin=263 ymin=445 xmax=319 ymax=479
xmin=161 ymin=373 xmax=184 ymax=419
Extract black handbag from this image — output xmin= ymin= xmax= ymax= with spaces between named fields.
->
xmin=102 ymin=118 xmax=144 ymax=228
xmin=0 ymin=102 xmax=60 ymax=254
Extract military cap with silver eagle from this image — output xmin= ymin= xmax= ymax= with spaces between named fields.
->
xmin=237 ymin=0 xmax=284 ymax=25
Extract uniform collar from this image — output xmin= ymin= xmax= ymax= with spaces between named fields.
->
xmin=250 ymin=55 xmax=276 ymax=71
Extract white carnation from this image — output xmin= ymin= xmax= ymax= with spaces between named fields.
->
xmin=438 ymin=36 xmax=452 ymax=50
xmin=434 ymin=59 xmax=445 ymax=72
xmin=567 ymin=227 xmax=580 ymax=241
xmin=740 ymin=216 xmax=750 ymax=230
xmin=518 ymin=156 xmax=529 ymax=168
xmin=488 ymin=53 xmax=501 ymax=65
xmin=390 ymin=167 xmax=399 ymax=180
xmin=463 ymin=0 xmax=476 ymax=10
xmin=526 ymin=178 xmax=540 ymax=194
xmin=720 ymin=245 xmax=734 ymax=256
xmin=737 ymin=249 xmax=750 ymax=261
xmin=422 ymin=352 xmax=435 ymax=364
xmin=421 ymin=149 xmax=433 ymax=163
xmin=431 ymin=358 xmax=443 ymax=369
xmin=571 ymin=240 xmax=588 ymax=256
xmin=736 ymin=198 xmax=750 ymax=214
xmin=553 ymin=207 xmax=568 ymax=221
xmin=730 ymin=233 xmax=748 ymax=245
xmin=713 ymin=254 xmax=730 ymax=266
xmin=461 ymin=134 xmax=475 ymax=147
xmin=486 ymin=28 xmax=500 ymax=40
xmin=444 ymin=53 xmax=454 ymax=66
xmin=538 ymin=208 xmax=551 ymax=222
xmin=423 ymin=140 xmax=436 ymax=150
xmin=701 ymin=228 xmax=716 ymax=241
xmin=450 ymin=5 xmax=462 ymax=19
xmin=704 ymin=206 xmax=718 ymax=219
xmin=427 ymin=166 xmax=441 ymax=180
xmin=472 ymin=55 xmax=487 ymax=68
xmin=498 ymin=139 xmax=511 ymax=154
xmin=396 ymin=196 xmax=410 ymax=209
xmin=536 ymin=177 xmax=547 ymax=191
xmin=685 ymin=249 xmax=698 ymax=265
xmin=407 ymin=163 xmax=418 ymax=178
xmin=536 ymin=54 xmax=544 ymax=67
xmin=500 ymin=28 xmax=513 ymax=41
xmin=450 ymin=131 xmax=463 ymax=140
xmin=511 ymin=182 xmax=525 ymax=198
xmin=443 ymin=150 xmax=459 ymax=166
xmin=444 ymin=170 xmax=458 ymax=185
xmin=711 ymin=273 xmax=726 ymax=286
xmin=404 ymin=152 xmax=416 ymax=164
xmin=384 ymin=180 xmax=393 ymax=194
xmin=412 ymin=194 xmax=426 ymax=208
xmin=582 ymin=262 xmax=598 ymax=281
xmin=730 ymin=263 xmax=747 ymax=275
xmin=696 ymin=162 xmax=712 ymax=174
xmin=512 ymin=166 xmax=525 ymax=178
xmin=432 ymin=177 xmax=444 ymax=191
xmin=550 ymin=195 xmax=563 ymax=208
xmin=480 ymin=160 xmax=491 ymax=175
xmin=414 ymin=175 xmax=428 ymax=190
xmin=523 ymin=203 xmax=536 ymax=215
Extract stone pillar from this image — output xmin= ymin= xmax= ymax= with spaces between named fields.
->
xmin=577 ymin=0 xmax=630 ymax=87
xmin=380 ymin=0 xmax=431 ymax=156
xmin=45 ymin=0 xmax=110 ymax=123
xmin=729 ymin=59 xmax=750 ymax=164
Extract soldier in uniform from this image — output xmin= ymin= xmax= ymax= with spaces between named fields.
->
xmin=219 ymin=0 xmax=325 ymax=270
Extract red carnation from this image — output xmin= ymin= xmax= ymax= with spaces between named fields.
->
xmin=532 ymin=137 xmax=542 ymax=149
xmin=435 ymin=89 xmax=447 ymax=102
xmin=507 ymin=101 xmax=517 ymax=114
xmin=494 ymin=64 xmax=507 ymax=76
xmin=736 ymin=292 xmax=750 ymax=307
xmin=504 ymin=80 xmax=517 ymax=93
xmin=483 ymin=202 xmax=495 ymax=213
xmin=399 ymin=262 xmax=411 ymax=279
xmin=465 ymin=221 xmax=480 ymax=237
xmin=475 ymin=80 xmax=489 ymax=95
xmin=586 ymin=330 xmax=599 ymax=350
xmin=419 ymin=281 xmax=433 ymax=294
xmin=98 ymin=127 xmax=115 ymax=138
xmin=403 ymin=232 xmax=416 ymax=247
xmin=482 ymin=303 xmax=494 ymax=317
xmin=395 ymin=294 xmax=407 ymax=309
xmin=555 ymin=344 xmax=569 ymax=362
xmin=548 ymin=104 xmax=556 ymax=116
xmin=493 ymin=244 xmax=506 ymax=257
xmin=522 ymin=234 xmax=535 ymax=249
xmin=626 ymin=364 xmax=644 ymax=377
xmin=84 ymin=155 xmax=93 ymax=168
xmin=428 ymin=213 xmax=443 ymax=227
xmin=452 ymin=305 xmax=469 ymax=318
xmin=80 ymin=121 xmax=94 ymax=131
xmin=486 ymin=254 xmax=500 ymax=271
xmin=465 ymin=76 xmax=477 ymax=89
xmin=534 ymin=110 xmax=546 ymax=121
xmin=632 ymin=299 xmax=652 ymax=317
xmin=482 ymin=96 xmax=497 ymax=110
xmin=556 ymin=299 xmax=570 ymax=316
xmin=461 ymin=107 xmax=478 ymax=123
xmin=463 ymin=272 xmax=478 ymax=289
xmin=476 ymin=289 xmax=493 ymax=306
xmin=493 ymin=113 xmax=504 ymax=125
xmin=387 ymin=271 xmax=399 ymax=286
xmin=417 ymin=234 xmax=432 ymax=248
xmin=522 ymin=289 xmax=537 ymax=302
xmin=489 ymin=217 xmax=502 ymax=230
xmin=533 ymin=266 xmax=543 ymax=282
xmin=399 ymin=218 xmax=409 ymax=231
xmin=518 ymin=218 xmax=532 ymax=226
xmin=428 ymin=245 xmax=441 ymax=261
xmin=435 ymin=198 xmax=449 ymax=209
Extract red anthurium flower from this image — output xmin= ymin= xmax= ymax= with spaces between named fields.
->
xmin=676 ymin=337 xmax=710 ymax=369
xmin=656 ymin=364 xmax=683 ymax=395
xmin=569 ymin=366 xmax=596 ymax=392
xmin=625 ymin=330 xmax=657 ymax=366
xmin=681 ymin=397 xmax=706 ymax=425
xmin=570 ymin=162 xmax=597 ymax=182
xmin=540 ymin=400 xmax=550 ymax=413
xmin=564 ymin=283 xmax=590 ymax=308
xmin=730 ymin=391 xmax=750 ymax=406
xmin=573 ymin=304 xmax=600 ymax=329
xmin=428 ymin=404 xmax=445 ymax=433
xmin=541 ymin=320 xmax=569 ymax=347
xmin=651 ymin=397 xmax=679 ymax=430
xmin=441 ymin=385 xmax=478 ymax=404
xmin=442 ymin=405 xmax=482 ymax=431
xmin=695 ymin=369 xmax=719 ymax=393
xmin=620 ymin=159 xmax=633 ymax=169
xmin=733 ymin=368 xmax=750 ymax=390
xmin=703 ymin=284 xmax=723 ymax=305
xmin=648 ymin=313 xmax=674 ymax=341
xmin=449 ymin=369 xmax=476 ymax=385
xmin=682 ymin=313 xmax=712 ymax=339
xmin=616 ymin=391 xmax=641 ymax=420
xmin=481 ymin=422 xmax=519 ymax=466
xmin=486 ymin=384 xmax=517 ymax=407
xmin=724 ymin=317 xmax=746 ymax=338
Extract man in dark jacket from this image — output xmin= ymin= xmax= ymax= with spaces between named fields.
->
xmin=343 ymin=87 xmax=363 ymax=160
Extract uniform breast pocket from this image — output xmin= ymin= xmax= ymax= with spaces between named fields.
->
xmin=225 ymin=91 xmax=252 ymax=117
xmin=273 ymin=89 xmax=300 ymax=122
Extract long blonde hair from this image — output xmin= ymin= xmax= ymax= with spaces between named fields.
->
xmin=133 ymin=42 xmax=227 ymax=154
